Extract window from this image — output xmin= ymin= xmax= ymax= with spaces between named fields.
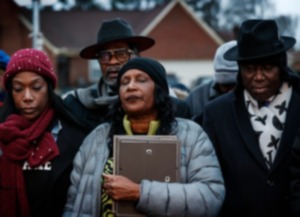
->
xmin=88 ymin=60 xmax=102 ymax=83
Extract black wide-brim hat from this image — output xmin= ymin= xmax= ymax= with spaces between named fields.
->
xmin=80 ymin=18 xmax=155 ymax=59
xmin=224 ymin=19 xmax=296 ymax=61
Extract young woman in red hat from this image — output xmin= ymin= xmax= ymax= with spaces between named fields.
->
xmin=0 ymin=48 xmax=87 ymax=217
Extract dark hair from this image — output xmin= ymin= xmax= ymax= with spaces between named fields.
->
xmin=106 ymin=84 xmax=176 ymax=154
xmin=0 ymin=77 xmax=86 ymax=132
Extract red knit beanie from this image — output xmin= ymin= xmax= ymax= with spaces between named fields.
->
xmin=3 ymin=48 xmax=57 ymax=90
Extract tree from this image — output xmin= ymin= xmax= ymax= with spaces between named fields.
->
xmin=55 ymin=0 xmax=167 ymax=10
xmin=275 ymin=15 xmax=299 ymax=38
xmin=110 ymin=0 xmax=166 ymax=10
xmin=218 ymin=0 xmax=274 ymax=30
xmin=185 ymin=0 xmax=220 ymax=29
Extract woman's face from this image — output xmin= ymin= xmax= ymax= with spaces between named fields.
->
xmin=119 ymin=69 xmax=156 ymax=117
xmin=12 ymin=71 xmax=49 ymax=121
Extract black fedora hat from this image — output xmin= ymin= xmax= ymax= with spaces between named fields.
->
xmin=80 ymin=18 xmax=155 ymax=59
xmin=224 ymin=19 xmax=296 ymax=61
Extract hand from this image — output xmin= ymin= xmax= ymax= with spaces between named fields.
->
xmin=102 ymin=174 xmax=140 ymax=201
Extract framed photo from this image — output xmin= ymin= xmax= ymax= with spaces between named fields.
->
xmin=113 ymin=135 xmax=181 ymax=217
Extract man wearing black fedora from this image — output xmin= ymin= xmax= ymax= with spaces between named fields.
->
xmin=202 ymin=19 xmax=300 ymax=217
xmin=63 ymin=17 xmax=190 ymax=132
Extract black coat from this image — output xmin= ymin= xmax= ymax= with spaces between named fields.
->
xmin=202 ymin=84 xmax=300 ymax=217
xmin=290 ymin=129 xmax=300 ymax=217
xmin=23 ymin=118 xmax=86 ymax=217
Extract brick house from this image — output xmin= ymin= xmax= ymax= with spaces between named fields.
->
xmin=1 ymin=0 xmax=224 ymax=91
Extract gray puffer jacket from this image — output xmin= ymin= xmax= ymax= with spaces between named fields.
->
xmin=63 ymin=118 xmax=225 ymax=217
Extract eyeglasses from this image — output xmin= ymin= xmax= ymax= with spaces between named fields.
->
xmin=97 ymin=48 xmax=135 ymax=64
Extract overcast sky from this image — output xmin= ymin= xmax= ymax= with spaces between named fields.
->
xmin=273 ymin=0 xmax=299 ymax=15
xmin=273 ymin=0 xmax=300 ymax=49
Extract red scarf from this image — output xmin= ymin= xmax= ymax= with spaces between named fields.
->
xmin=0 ymin=107 xmax=59 ymax=217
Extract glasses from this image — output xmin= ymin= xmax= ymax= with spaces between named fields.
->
xmin=97 ymin=48 xmax=135 ymax=64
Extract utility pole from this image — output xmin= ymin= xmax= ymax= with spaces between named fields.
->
xmin=32 ymin=0 xmax=43 ymax=50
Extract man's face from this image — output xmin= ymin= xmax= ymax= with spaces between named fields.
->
xmin=240 ymin=63 xmax=281 ymax=102
xmin=98 ymin=42 xmax=136 ymax=88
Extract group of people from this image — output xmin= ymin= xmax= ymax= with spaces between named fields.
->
xmin=0 ymin=17 xmax=300 ymax=217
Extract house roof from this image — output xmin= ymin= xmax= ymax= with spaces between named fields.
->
xmin=142 ymin=0 xmax=223 ymax=45
xmin=18 ymin=0 xmax=223 ymax=57
xmin=141 ymin=0 xmax=223 ymax=59
xmin=19 ymin=2 xmax=167 ymax=55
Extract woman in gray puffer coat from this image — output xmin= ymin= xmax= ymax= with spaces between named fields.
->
xmin=63 ymin=57 xmax=225 ymax=217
